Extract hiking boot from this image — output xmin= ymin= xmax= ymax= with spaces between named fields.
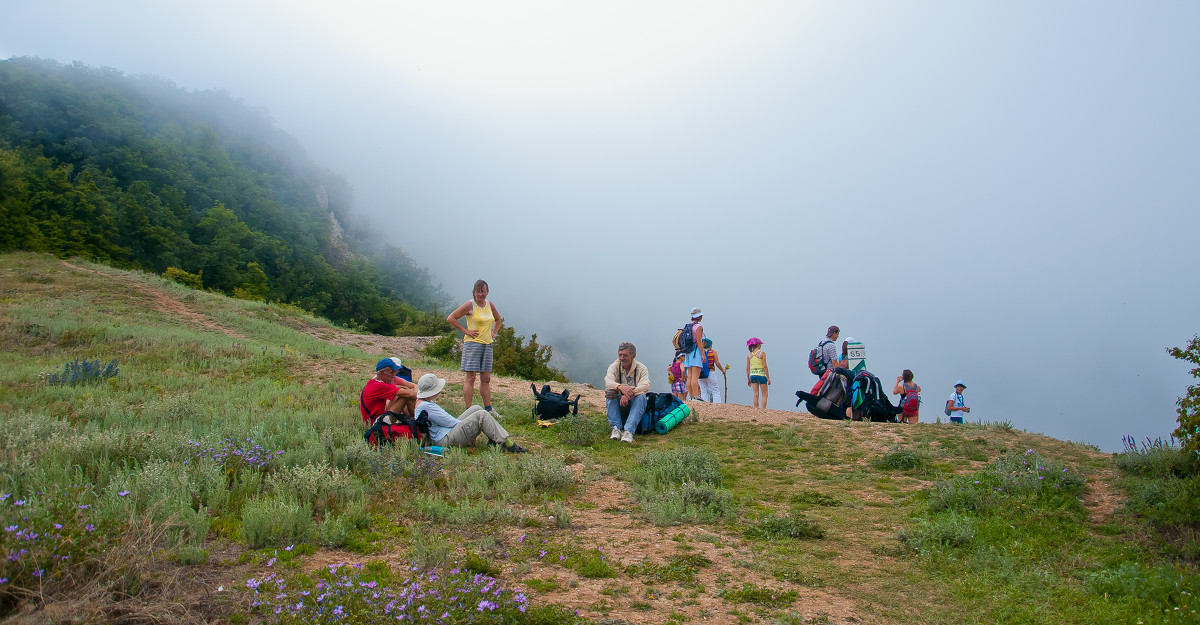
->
xmin=610 ymin=427 xmax=622 ymax=440
xmin=620 ymin=431 xmax=634 ymax=443
xmin=501 ymin=441 xmax=529 ymax=454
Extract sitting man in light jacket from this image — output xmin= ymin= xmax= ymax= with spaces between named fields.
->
xmin=604 ymin=341 xmax=651 ymax=443
xmin=414 ymin=373 xmax=528 ymax=453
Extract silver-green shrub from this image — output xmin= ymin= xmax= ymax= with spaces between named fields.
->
xmin=241 ymin=495 xmax=315 ymax=549
xmin=265 ymin=464 xmax=365 ymax=514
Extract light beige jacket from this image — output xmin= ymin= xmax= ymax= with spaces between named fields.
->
xmin=604 ymin=359 xmax=650 ymax=396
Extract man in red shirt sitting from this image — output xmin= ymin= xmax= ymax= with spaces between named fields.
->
xmin=360 ymin=357 xmax=418 ymax=426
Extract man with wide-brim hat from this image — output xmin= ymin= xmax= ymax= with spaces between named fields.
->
xmin=414 ymin=373 xmax=528 ymax=452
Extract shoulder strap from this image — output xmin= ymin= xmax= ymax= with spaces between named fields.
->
xmin=360 ymin=383 xmax=380 ymax=420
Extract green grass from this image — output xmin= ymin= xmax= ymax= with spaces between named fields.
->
xmin=1 ymin=253 xmax=1198 ymax=625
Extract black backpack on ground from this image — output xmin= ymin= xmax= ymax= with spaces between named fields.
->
xmin=530 ymin=384 xmax=580 ymax=422
xmin=795 ymin=367 xmax=853 ymax=420
xmin=849 ymin=371 xmax=902 ymax=423
xmin=639 ymin=392 xmax=683 ymax=434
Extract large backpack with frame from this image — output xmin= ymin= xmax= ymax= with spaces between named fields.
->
xmin=638 ymin=392 xmax=681 ymax=434
xmin=851 ymin=371 xmax=902 ymax=423
xmin=795 ymin=367 xmax=853 ymax=420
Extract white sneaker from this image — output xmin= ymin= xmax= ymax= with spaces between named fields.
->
xmin=620 ymin=431 xmax=634 ymax=443
xmin=488 ymin=408 xmax=502 ymax=420
xmin=610 ymin=427 xmax=622 ymax=440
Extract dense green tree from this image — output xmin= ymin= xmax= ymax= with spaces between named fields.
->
xmin=492 ymin=327 xmax=568 ymax=383
xmin=1168 ymin=336 xmax=1200 ymax=461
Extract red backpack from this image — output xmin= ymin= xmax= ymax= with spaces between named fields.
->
xmin=808 ymin=340 xmax=832 ymax=375
xmin=901 ymin=385 xmax=921 ymax=414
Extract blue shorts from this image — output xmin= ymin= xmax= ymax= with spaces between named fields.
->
xmin=749 ymin=375 xmax=768 ymax=384
xmin=949 ymin=416 xmax=963 ymax=424
xmin=682 ymin=347 xmax=704 ymax=369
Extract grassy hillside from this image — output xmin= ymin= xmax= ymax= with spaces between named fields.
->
xmin=0 ymin=252 xmax=1196 ymax=625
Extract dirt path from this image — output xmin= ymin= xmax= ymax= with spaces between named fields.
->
xmin=60 ymin=261 xmax=248 ymax=340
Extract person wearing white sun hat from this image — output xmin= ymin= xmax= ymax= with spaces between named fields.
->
xmin=414 ymin=373 xmax=528 ymax=452
xmin=946 ymin=380 xmax=970 ymax=424
xmin=681 ymin=307 xmax=706 ymax=401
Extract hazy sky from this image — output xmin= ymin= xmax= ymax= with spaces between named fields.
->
xmin=5 ymin=1 xmax=1198 ymax=451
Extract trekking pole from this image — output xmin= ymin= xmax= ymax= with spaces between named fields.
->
xmin=720 ymin=367 xmax=728 ymax=403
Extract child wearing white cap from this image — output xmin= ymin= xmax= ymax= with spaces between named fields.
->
xmin=946 ymin=380 xmax=970 ymax=424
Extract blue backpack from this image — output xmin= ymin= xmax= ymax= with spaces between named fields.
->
xmin=673 ymin=322 xmax=696 ymax=355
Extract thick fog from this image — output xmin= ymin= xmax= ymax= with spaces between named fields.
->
xmin=5 ymin=1 xmax=1198 ymax=451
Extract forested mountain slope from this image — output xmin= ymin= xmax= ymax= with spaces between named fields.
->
xmin=0 ymin=57 xmax=447 ymax=335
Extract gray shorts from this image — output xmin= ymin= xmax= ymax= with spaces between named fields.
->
xmin=460 ymin=341 xmax=494 ymax=372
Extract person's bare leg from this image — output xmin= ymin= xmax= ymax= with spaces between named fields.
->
xmin=463 ymin=371 xmax=476 ymax=406
xmin=752 ymin=383 xmax=760 ymax=408
xmin=761 ymin=385 xmax=769 ymax=410
xmin=387 ymin=395 xmax=415 ymax=418
xmin=480 ymin=372 xmax=492 ymax=407
xmin=687 ymin=367 xmax=700 ymax=398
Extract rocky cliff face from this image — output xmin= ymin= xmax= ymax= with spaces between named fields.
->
xmin=320 ymin=185 xmax=355 ymax=268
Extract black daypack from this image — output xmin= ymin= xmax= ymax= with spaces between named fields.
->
xmin=530 ymin=384 xmax=579 ymax=421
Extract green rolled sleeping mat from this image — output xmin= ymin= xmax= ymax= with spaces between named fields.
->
xmin=654 ymin=402 xmax=692 ymax=435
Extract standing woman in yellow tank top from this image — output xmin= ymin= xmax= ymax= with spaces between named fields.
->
xmin=745 ymin=337 xmax=771 ymax=409
xmin=447 ymin=279 xmax=503 ymax=417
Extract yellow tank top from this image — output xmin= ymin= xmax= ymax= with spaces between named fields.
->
xmin=465 ymin=300 xmax=495 ymax=344
xmin=749 ymin=351 xmax=765 ymax=376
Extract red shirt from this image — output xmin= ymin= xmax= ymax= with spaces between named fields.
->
xmin=360 ymin=379 xmax=399 ymax=422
